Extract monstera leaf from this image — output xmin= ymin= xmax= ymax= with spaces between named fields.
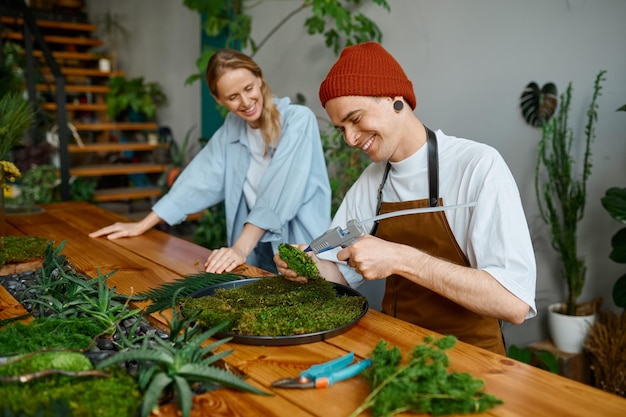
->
xmin=520 ymin=82 xmax=558 ymax=127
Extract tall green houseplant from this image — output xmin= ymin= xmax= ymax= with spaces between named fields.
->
xmin=535 ymin=69 xmax=606 ymax=316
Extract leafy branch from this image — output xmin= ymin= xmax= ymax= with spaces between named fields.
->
xmin=350 ymin=336 xmax=503 ymax=417
xmin=182 ymin=0 xmax=390 ymax=85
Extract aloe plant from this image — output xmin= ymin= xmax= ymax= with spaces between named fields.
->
xmin=96 ymin=307 xmax=268 ymax=417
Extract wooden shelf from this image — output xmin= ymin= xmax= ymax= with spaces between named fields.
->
xmin=70 ymin=163 xmax=169 ymax=177
xmin=68 ymin=143 xmax=167 ymax=153
xmin=93 ymin=187 xmax=163 ymax=202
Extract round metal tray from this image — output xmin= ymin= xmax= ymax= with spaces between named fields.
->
xmin=189 ymin=278 xmax=369 ymax=346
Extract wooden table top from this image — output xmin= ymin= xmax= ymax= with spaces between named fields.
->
xmin=3 ymin=201 xmax=626 ymax=417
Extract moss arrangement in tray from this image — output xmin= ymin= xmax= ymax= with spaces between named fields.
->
xmin=180 ymin=274 xmax=366 ymax=337
xmin=0 ymin=235 xmax=50 ymax=267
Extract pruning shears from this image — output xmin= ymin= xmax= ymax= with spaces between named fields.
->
xmin=271 ymin=352 xmax=371 ymax=389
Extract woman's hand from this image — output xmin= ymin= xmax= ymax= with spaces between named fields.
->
xmin=89 ymin=211 xmax=160 ymax=240
xmin=89 ymin=222 xmax=145 ymax=240
xmin=204 ymin=247 xmax=246 ymax=273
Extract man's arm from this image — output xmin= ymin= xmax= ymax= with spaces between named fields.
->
xmin=338 ymin=235 xmax=530 ymax=324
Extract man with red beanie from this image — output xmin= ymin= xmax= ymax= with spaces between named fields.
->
xmin=275 ymin=42 xmax=536 ymax=355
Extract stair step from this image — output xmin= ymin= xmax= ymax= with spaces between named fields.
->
xmin=40 ymin=67 xmax=124 ymax=77
xmin=0 ymin=16 xmax=97 ymax=32
xmin=2 ymin=32 xmax=103 ymax=47
xmin=68 ymin=143 xmax=167 ymax=153
xmin=93 ymin=186 xmax=163 ymax=202
xmin=32 ymin=50 xmax=106 ymax=61
xmin=72 ymin=122 xmax=159 ymax=131
xmin=36 ymin=84 xmax=110 ymax=93
xmin=42 ymin=103 xmax=108 ymax=111
xmin=70 ymin=163 xmax=169 ymax=177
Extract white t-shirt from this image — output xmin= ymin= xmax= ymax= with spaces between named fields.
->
xmin=329 ymin=130 xmax=537 ymax=318
xmin=243 ymin=125 xmax=271 ymax=209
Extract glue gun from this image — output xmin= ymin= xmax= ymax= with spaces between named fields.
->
xmin=304 ymin=201 xmax=479 ymax=255
xmin=304 ymin=219 xmax=367 ymax=254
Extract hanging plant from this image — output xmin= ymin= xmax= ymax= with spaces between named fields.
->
xmin=520 ymin=81 xmax=558 ymax=127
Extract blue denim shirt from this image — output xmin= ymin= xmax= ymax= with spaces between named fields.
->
xmin=152 ymin=97 xmax=331 ymax=266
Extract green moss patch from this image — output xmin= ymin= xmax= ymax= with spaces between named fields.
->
xmin=0 ymin=235 xmax=50 ymax=266
xmin=0 ymin=365 xmax=141 ymax=417
xmin=0 ymin=317 xmax=104 ymax=356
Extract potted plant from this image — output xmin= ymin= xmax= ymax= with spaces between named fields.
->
xmin=0 ymin=92 xmax=35 ymax=234
xmin=532 ymin=70 xmax=606 ymax=353
xmin=106 ymin=76 xmax=167 ymax=122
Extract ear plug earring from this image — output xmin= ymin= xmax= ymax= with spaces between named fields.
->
xmin=393 ymin=100 xmax=404 ymax=112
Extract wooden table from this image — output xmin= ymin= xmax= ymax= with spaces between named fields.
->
xmin=3 ymin=201 xmax=626 ymax=417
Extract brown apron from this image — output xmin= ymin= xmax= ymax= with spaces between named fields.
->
xmin=373 ymin=128 xmax=505 ymax=355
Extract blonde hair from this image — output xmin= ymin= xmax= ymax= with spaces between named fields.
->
xmin=206 ymin=49 xmax=282 ymax=155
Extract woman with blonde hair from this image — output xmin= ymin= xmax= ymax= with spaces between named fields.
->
xmin=91 ymin=49 xmax=331 ymax=274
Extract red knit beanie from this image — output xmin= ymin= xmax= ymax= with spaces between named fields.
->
xmin=319 ymin=42 xmax=416 ymax=109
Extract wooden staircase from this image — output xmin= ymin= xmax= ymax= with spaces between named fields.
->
xmin=1 ymin=14 xmax=168 ymax=205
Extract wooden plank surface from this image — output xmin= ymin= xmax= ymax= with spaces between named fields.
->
xmin=4 ymin=201 xmax=626 ymax=417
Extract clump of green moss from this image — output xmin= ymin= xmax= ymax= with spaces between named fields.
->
xmin=1 ymin=351 xmax=93 ymax=376
xmin=0 ymin=235 xmax=50 ymax=267
xmin=180 ymin=275 xmax=366 ymax=337
xmin=0 ymin=318 xmax=104 ymax=355
xmin=0 ymin=365 xmax=141 ymax=417
xmin=278 ymin=243 xmax=322 ymax=280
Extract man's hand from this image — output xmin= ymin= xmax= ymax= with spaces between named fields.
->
xmin=337 ymin=235 xmax=402 ymax=280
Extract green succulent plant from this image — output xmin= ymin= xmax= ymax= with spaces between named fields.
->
xmin=96 ymin=306 xmax=269 ymax=417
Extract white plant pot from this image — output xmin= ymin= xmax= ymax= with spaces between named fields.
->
xmin=547 ymin=302 xmax=596 ymax=354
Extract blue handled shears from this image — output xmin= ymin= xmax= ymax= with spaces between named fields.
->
xmin=271 ymin=352 xmax=371 ymax=389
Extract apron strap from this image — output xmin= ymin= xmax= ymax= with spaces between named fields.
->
xmin=426 ymin=127 xmax=439 ymax=207
xmin=370 ymin=125 xmax=439 ymax=235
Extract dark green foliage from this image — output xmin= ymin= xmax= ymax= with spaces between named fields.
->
xmin=137 ymin=271 xmax=243 ymax=314
xmin=278 ymin=243 xmax=322 ymax=280
xmin=350 ymin=336 xmax=503 ymax=417
xmin=0 ymin=235 xmax=49 ymax=266
xmin=180 ymin=275 xmax=365 ymax=337
xmin=182 ymin=0 xmax=390 ymax=84
xmin=601 ymin=187 xmax=626 ymax=309
xmin=0 ymin=318 xmax=103 ymax=355
xmin=507 ymin=345 xmax=559 ymax=374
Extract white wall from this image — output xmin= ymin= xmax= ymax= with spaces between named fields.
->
xmin=85 ymin=0 xmax=202 ymax=145
xmin=85 ymin=0 xmax=626 ymax=348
